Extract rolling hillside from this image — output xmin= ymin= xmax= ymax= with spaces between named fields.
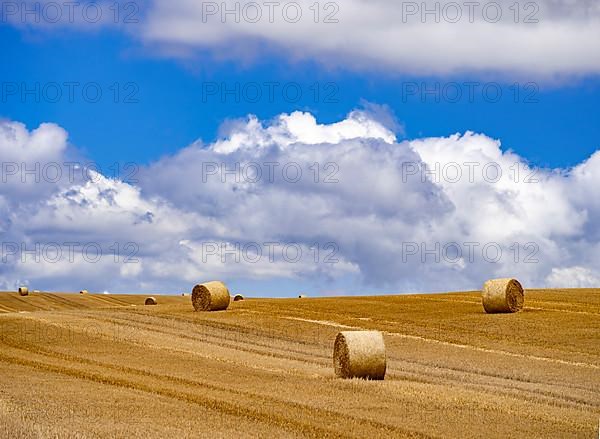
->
xmin=0 ymin=289 xmax=598 ymax=438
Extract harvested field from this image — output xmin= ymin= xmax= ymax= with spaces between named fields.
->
xmin=0 ymin=289 xmax=598 ymax=438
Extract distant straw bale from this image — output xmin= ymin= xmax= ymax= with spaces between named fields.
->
xmin=18 ymin=287 xmax=29 ymax=296
xmin=80 ymin=290 xmax=88 ymax=295
xmin=192 ymin=281 xmax=230 ymax=311
xmin=233 ymin=294 xmax=244 ymax=302
xmin=482 ymin=278 xmax=524 ymax=313
xmin=333 ymin=331 xmax=386 ymax=380
xmin=145 ymin=297 xmax=158 ymax=306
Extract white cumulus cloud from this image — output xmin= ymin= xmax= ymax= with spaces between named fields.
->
xmin=1 ymin=111 xmax=599 ymax=295
xmin=138 ymin=0 xmax=600 ymax=77
xmin=546 ymin=266 xmax=600 ymax=288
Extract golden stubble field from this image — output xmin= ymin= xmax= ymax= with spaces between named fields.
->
xmin=0 ymin=289 xmax=598 ymax=438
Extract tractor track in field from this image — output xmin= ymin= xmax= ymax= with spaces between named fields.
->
xmin=0 ymin=340 xmax=432 ymax=439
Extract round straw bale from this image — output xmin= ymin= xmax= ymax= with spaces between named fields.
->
xmin=298 ymin=294 xmax=307 ymax=299
xmin=80 ymin=290 xmax=88 ymax=295
xmin=482 ymin=278 xmax=524 ymax=313
xmin=333 ymin=331 xmax=386 ymax=380
xmin=33 ymin=290 xmax=40 ymax=294
xmin=192 ymin=281 xmax=230 ymax=311
xmin=18 ymin=286 xmax=29 ymax=296
xmin=145 ymin=297 xmax=157 ymax=306
xmin=233 ymin=294 xmax=244 ymax=302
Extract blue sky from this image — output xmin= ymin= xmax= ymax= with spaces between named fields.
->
xmin=2 ymin=24 xmax=599 ymax=171
xmin=1 ymin=2 xmax=600 ymax=295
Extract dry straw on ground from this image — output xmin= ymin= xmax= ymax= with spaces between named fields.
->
xmin=482 ymin=278 xmax=524 ymax=313
xmin=192 ymin=281 xmax=230 ymax=311
xmin=333 ymin=331 xmax=386 ymax=380
xmin=233 ymin=294 xmax=244 ymax=301
xmin=18 ymin=287 xmax=28 ymax=296
xmin=145 ymin=297 xmax=158 ymax=306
